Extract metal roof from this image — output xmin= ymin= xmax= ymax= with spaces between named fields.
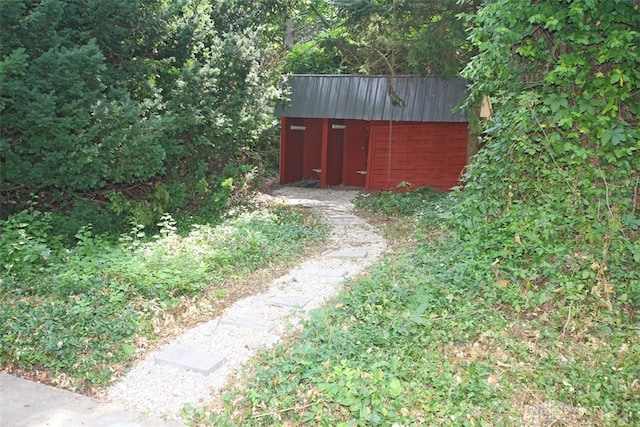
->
xmin=274 ymin=75 xmax=468 ymax=122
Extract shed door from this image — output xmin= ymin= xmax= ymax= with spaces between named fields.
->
xmin=280 ymin=117 xmax=305 ymax=183
xmin=342 ymin=120 xmax=368 ymax=187
xmin=303 ymin=118 xmax=322 ymax=179
xmin=325 ymin=119 xmax=344 ymax=186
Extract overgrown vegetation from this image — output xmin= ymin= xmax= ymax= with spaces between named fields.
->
xmin=0 ymin=202 xmax=325 ymax=393
xmin=355 ymin=186 xmax=446 ymax=216
xmin=186 ymin=2 xmax=638 ymax=424
xmin=458 ymin=0 xmax=640 ymax=311
xmin=0 ymin=0 xmax=293 ymax=228
xmin=1 ymin=0 xmax=637 ymax=424
xmin=188 ymin=191 xmax=638 ymax=426
xmin=281 ymin=0 xmax=478 ymax=75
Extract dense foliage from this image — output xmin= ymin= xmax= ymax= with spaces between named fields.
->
xmin=189 ymin=192 xmax=638 ymax=425
xmin=0 ymin=0 xmax=291 ymax=228
xmin=458 ymin=0 xmax=639 ymax=308
xmin=0 ymin=204 xmax=325 ymax=392
xmin=186 ymin=2 xmax=639 ymax=424
xmin=1 ymin=0 xmax=638 ymax=423
xmin=281 ymin=0 xmax=478 ymax=76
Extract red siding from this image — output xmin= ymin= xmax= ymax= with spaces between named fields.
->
xmin=366 ymin=122 xmax=468 ymax=191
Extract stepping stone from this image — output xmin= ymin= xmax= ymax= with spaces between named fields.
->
xmin=325 ymin=212 xmax=353 ymax=218
xmin=261 ymin=295 xmax=312 ymax=308
xmin=327 ymin=248 xmax=368 ymax=259
xmin=345 ymin=240 xmax=368 ymax=247
xmin=296 ymin=267 xmax=348 ymax=278
xmin=155 ymin=346 xmax=225 ymax=374
xmin=219 ymin=314 xmax=277 ymax=331
xmin=328 ymin=220 xmax=355 ymax=225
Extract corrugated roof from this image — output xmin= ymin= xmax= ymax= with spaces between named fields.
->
xmin=274 ymin=75 xmax=468 ymax=122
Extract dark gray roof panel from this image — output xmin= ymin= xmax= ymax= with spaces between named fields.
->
xmin=275 ymin=75 xmax=468 ymax=122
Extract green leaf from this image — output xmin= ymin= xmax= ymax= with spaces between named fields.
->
xmin=543 ymin=93 xmax=569 ymax=114
xmin=121 ymin=343 xmax=136 ymax=357
xmin=387 ymin=377 xmax=403 ymax=398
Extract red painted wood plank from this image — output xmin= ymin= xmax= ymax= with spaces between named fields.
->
xmin=366 ymin=122 xmax=468 ymax=191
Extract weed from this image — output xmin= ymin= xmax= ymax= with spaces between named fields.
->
xmin=355 ymin=187 xmax=446 ymax=216
xmin=0 ymin=204 xmax=325 ymax=392
xmin=188 ymin=190 xmax=639 ymax=426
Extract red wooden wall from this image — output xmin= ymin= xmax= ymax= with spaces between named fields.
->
xmin=281 ymin=118 xmax=468 ymax=191
xmin=365 ymin=122 xmax=468 ymax=191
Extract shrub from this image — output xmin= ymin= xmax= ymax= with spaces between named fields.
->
xmin=459 ymin=0 xmax=640 ymax=309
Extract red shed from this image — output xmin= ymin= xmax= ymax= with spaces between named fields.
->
xmin=275 ymin=75 xmax=470 ymax=191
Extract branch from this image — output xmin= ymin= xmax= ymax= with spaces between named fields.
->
xmin=72 ymin=193 xmax=108 ymax=205
xmin=633 ymin=173 xmax=639 ymax=216
xmin=309 ymin=3 xmax=331 ymax=29
xmin=375 ymin=49 xmax=394 ymax=76
xmin=531 ymin=111 xmax=580 ymax=200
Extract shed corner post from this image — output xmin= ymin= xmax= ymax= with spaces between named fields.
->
xmin=320 ymin=118 xmax=329 ymax=187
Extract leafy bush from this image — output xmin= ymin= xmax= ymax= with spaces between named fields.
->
xmin=0 ymin=200 xmax=62 ymax=276
xmin=193 ymin=193 xmax=638 ymax=426
xmin=0 ymin=0 xmax=289 ymax=226
xmin=0 ymin=205 xmax=325 ymax=392
xmin=355 ymin=187 xmax=446 ymax=216
xmin=281 ymin=29 xmax=348 ymax=74
xmin=0 ymin=38 xmax=167 ymax=191
xmin=458 ymin=0 xmax=640 ymax=309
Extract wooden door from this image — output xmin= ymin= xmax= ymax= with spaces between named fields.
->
xmin=342 ymin=120 xmax=368 ymax=187
xmin=325 ymin=119 xmax=344 ymax=186
xmin=279 ymin=117 xmax=305 ymax=184
xmin=302 ymin=118 xmax=322 ymax=179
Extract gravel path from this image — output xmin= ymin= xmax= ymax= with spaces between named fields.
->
xmin=107 ymin=186 xmax=387 ymax=422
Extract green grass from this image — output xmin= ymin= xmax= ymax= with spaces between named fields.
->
xmin=354 ymin=186 xmax=447 ymax=216
xmin=188 ymin=191 xmax=639 ymax=426
xmin=2 ymin=189 xmax=637 ymax=424
xmin=0 ymin=204 xmax=326 ymax=393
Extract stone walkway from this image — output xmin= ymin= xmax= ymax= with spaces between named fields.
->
xmin=106 ymin=186 xmax=387 ymax=422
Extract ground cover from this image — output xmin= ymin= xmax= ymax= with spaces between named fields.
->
xmin=0 ymin=201 xmax=326 ymax=395
xmin=188 ymin=189 xmax=639 ymax=426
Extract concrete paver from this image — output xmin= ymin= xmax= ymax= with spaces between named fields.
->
xmin=295 ymin=266 xmax=348 ymax=277
xmin=154 ymin=346 xmax=226 ymax=374
xmin=260 ymin=295 xmax=312 ymax=308
xmin=218 ymin=314 xmax=278 ymax=331
xmin=327 ymin=248 xmax=369 ymax=259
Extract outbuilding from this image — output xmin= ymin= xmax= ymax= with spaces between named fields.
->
xmin=274 ymin=74 xmax=470 ymax=191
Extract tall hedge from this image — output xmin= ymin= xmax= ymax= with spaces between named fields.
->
xmin=0 ymin=0 xmax=287 ymax=221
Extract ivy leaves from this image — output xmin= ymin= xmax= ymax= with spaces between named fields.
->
xmin=460 ymin=0 xmax=640 ymax=309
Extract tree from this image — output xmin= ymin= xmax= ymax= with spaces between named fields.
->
xmin=458 ymin=0 xmax=640 ymax=306
xmin=281 ymin=0 xmax=479 ymax=76
xmin=0 ymin=1 xmax=168 ymax=193
xmin=1 ymin=0 xmax=293 ymax=225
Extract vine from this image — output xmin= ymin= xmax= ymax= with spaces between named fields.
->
xmin=459 ymin=0 xmax=640 ymax=308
